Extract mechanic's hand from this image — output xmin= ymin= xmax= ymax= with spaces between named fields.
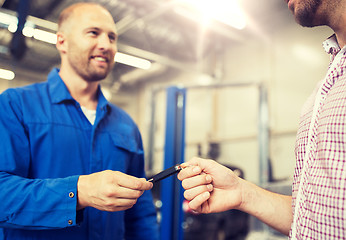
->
xmin=77 ymin=170 xmax=152 ymax=212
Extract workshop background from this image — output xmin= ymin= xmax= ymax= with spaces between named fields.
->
xmin=0 ymin=0 xmax=333 ymax=239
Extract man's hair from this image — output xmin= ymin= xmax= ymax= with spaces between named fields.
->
xmin=58 ymin=3 xmax=109 ymax=31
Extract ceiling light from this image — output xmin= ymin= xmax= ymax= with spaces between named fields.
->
xmin=178 ymin=0 xmax=246 ymax=30
xmin=0 ymin=11 xmax=151 ymax=70
xmin=115 ymin=52 xmax=152 ymax=70
xmin=22 ymin=26 xmax=34 ymax=37
xmin=7 ymin=22 xmax=56 ymax=44
xmin=0 ymin=12 xmax=17 ymax=26
xmin=32 ymin=28 xmax=57 ymax=44
xmin=7 ymin=22 xmax=17 ymax=33
xmin=0 ymin=68 xmax=15 ymax=80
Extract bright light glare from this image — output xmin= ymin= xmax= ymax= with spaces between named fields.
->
xmin=292 ymin=44 xmax=324 ymax=66
xmin=0 ymin=12 xmax=17 ymax=25
xmin=0 ymin=68 xmax=15 ymax=80
xmin=33 ymin=29 xmax=57 ymax=44
xmin=101 ymin=87 xmax=112 ymax=101
xmin=180 ymin=0 xmax=246 ymax=29
xmin=0 ymin=11 xmax=151 ymax=70
xmin=22 ymin=26 xmax=35 ymax=37
xmin=7 ymin=22 xmax=17 ymax=33
xmin=115 ymin=52 xmax=152 ymax=70
xmin=8 ymin=24 xmax=57 ymax=44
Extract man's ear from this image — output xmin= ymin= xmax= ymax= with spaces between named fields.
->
xmin=56 ymin=32 xmax=67 ymax=53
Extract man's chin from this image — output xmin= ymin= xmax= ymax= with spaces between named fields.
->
xmin=88 ymin=69 xmax=110 ymax=82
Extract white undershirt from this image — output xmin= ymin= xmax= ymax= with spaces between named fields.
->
xmin=81 ymin=106 xmax=96 ymax=125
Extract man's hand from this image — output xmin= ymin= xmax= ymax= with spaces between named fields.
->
xmin=178 ymin=157 xmax=243 ymax=214
xmin=178 ymin=157 xmax=293 ymax=236
xmin=77 ymin=170 xmax=152 ymax=212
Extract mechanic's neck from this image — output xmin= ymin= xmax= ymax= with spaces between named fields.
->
xmin=59 ymin=70 xmax=99 ymax=110
xmin=70 ymin=82 xmax=99 ymax=110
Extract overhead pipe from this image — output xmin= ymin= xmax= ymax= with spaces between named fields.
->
xmin=10 ymin=0 xmax=30 ymax=60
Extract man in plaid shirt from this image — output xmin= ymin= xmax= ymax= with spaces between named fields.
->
xmin=178 ymin=0 xmax=346 ymax=239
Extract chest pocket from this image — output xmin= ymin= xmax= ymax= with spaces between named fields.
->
xmin=104 ymin=132 xmax=143 ymax=173
xmin=109 ymin=132 xmax=141 ymax=154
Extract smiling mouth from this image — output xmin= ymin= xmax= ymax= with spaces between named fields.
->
xmin=92 ymin=56 xmax=108 ymax=63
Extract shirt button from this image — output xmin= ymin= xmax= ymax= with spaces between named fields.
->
xmin=68 ymin=220 xmax=73 ymax=225
xmin=69 ymin=192 xmax=75 ymax=198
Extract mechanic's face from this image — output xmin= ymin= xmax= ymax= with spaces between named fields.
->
xmin=64 ymin=6 xmax=117 ymax=82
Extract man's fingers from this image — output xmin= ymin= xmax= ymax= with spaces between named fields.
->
xmin=181 ymin=174 xmax=213 ymax=190
xmin=184 ymin=184 xmax=213 ymax=201
xmin=177 ymin=165 xmax=202 ymax=180
xmin=178 ymin=157 xmax=218 ymax=181
xmin=188 ymin=191 xmax=211 ymax=212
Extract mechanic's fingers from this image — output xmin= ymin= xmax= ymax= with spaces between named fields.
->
xmin=109 ymin=185 xmax=145 ymax=199
xmin=113 ymin=172 xmax=153 ymax=191
xmin=101 ymin=197 xmax=139 ymax=212
xmin=183 ymin=184 xmax=213 ymax=201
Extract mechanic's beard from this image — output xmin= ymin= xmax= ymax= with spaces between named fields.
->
xmin=295 ymin=0 xmax=321 ymax=27
xmin=87 ymin=60 xmax=115 ymax=82
xmin=79 ymin=63 xmax=112 ymax=82
xmin=86 ymin=70 xmax=109 ymax=82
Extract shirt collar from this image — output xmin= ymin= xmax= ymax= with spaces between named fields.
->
xmin=322 ymin=34 xmax=341 ymax=55
xmin=47 ymin=68 xmax=110 ymax=110
xmin=48 ymin=68 xmax=74 ymax=104
xmin=97 ymin=87 xmax=109 ymax=111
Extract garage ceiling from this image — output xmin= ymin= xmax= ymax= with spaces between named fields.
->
xmin=0 ymin=0 xmax=291 ymax=90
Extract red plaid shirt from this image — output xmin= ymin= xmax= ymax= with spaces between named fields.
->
xmin=290 ymin=35 xmax=346 ymax=239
